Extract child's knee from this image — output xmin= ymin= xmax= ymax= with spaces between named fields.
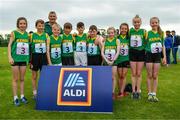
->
xmin=20 ymin=79 xmax=24 ymax=82
xmin=13 ymin=78 xmax=18 ymax=82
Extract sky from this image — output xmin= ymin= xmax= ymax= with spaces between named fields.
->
xmin=0 ymin=0 xmax=180 ymax=35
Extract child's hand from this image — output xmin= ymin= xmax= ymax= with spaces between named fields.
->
xmin=73 ymin=32 xmax=77 ymax=37
xmin=162 ymin=57 xmax=166 ymax=65
xmin=29 ymin=63 xmax=33 ymax=69
xmin=8 ymin=57 xmax=14 ymax=65
xmin=107 ymin=60 xmax=114 ymax=66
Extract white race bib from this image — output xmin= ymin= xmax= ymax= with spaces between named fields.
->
xmin=76 ymin=42 xmax=86 ymax=52
xmin=51 ymin=48 xmax=61 ymax=59
xmin=62 ymin=42 xmax=73 ymax=53
xmin=151 ymin=42 xmax=162 ymax=53
xmin=88 ymin=43 xmax=97 ymax=55
xmin=35 ymin=43 xmax=46 ymax=53
xmin=130 ymin=35 xmax=142 ymax=47
xmin=16 ymin=42 xmax=29 ymax=55
xmin=105 ymin=49 xmax=116 ymax=61
xmin=120 ymin=44 xmax=129 ymax=56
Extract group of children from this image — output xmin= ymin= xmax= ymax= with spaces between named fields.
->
xmin=8 ymin=14 xmax=166 ymax=106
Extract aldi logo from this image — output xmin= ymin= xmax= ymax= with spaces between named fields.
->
xmin=57 ymin=68 xmax=92 ymax=106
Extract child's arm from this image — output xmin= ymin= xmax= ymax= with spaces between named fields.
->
xmin=113 ymin=39 xmax=120 ymax=61
xmin=97 ymin=35 xmax=104 ymax=49
xmin=161 ymin=32 xmax=166 ymax=65
xmin=162 ymin=46 xmax=166 ymax=65
xmin=46 ymin=34 xmax=52 ymax=65
xmin=8 ymin=32 xmax=14 ymax=65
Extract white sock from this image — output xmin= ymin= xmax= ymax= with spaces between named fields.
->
xmin=33 ymin=90 xmax=37 ymax=95
xmin=152 ymin=92 xmax=156 ymax=96
xmin=14 ymin=96 xmax=18 ymax=101
xmin=21 ymin=94 xmax=24 ymax=99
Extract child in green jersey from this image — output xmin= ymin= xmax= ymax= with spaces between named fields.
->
xmin=87 ymin=25 xmax=103 ymax=65
xmin=8 ymin=17 xmax=29 ymax=106
xmin=145 ymin=17 xmax=166 ymax=102
xmin=74 ymin=22 xmax=88 ymax=66
xmin=129 ymin=15 xmax=146 ymax=99
xmin=61 ymin=22 xmax=75 ymax=65
xmin=101 ymin=27 xmax=120 ymax=99
xmin=30 ymin=19 xmax=50 ymax=99
xmin=47 ymin=23 xmax=62 ymax=65
xmin=116 ymin=23 xmax=130 ymax=98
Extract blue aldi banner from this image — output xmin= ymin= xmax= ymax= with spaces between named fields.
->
xmin=36 ymin=66 xmax=112 ymax=113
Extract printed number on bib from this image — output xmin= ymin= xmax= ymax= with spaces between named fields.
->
xmin=88 ymin=43 xmax=97 ymax=55
xmin=120 ymin=45 xmax=128 ymax=56
xmin=151 ymin=42 xmax=162 ymax=53
xmin=35 ymin=43 xmax=46 ymax=53
xmin=51 ymin=48 xmax=61 ymax=59
xmin=76 ymin=42 xmax=86 ymax=52
xmin=16 ymin=42 xmax=29 ymax=55
xmin=130 ymin=35 xmax=142 ymax=47
xmin=105 ymin=49 xmax=116 ymax=61
xmin=63 ymin=42 xmax=73 ymax=53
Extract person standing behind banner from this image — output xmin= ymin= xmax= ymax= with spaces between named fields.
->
xmin=116 ymin=23 xmax=130 ymax=98
xmin=101 ymin=27 xmax=120 ymax=99
xmin=8 ymin=17 xmax=29 ymax=106
xmin=87 ymin=25 xmax=103 ymax=65
xmin=30 ymin=19 xmax=50 ymax=100
xmin=47 ymin=24 xmax=62 ymax=66
xmin=74 ymin=22 xmax=88 ymax=66
xmin=171 ymin=30 xmax=179 ymax=64
xmin=44 ymin=11 xmax=63 ymax=36
xmin=129 ymin=15 xmax=146 ymax=99
xmin=164 ymin=30 xmax=173 ymax=66
xmin=145 ymin=17 xmax=166 ymax=102
xmin=61 ymin=22 xmax=75 ymax=65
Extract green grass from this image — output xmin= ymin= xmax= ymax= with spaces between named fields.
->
xmin=0 ymin=47 xmax=180 ymax=119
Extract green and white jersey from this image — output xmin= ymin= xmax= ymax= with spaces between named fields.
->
xmin=116 ymin=35 xmax=129 ymax=63
xmin=104 ymin=37 xmax=118 ymax=61
xmin=61 ymin=33 xmax=74 ymax=57
xmin=30 ymin=32 xmax=49 ymax=54
xmin=129 ymin=28 xmax=146 ymax=50
xmin=145 ymin=30 xmax=164 ymax=53
xmin=74 ymin=33 xmax=87 ymax=52
xmin=87 ymin=37 xmax=101 ymax=56
xmin=11 ymin=30 xmax=30 ymax=63
xmin=50 ymin=35 xmax=62 ymax=64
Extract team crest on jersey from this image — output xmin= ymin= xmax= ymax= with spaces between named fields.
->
xmin=57 ymin=68 xmax=92 ymax=106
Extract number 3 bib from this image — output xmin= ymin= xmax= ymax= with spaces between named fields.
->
xmin=88 ymin=43 xmax=97 ymax=55
xmin=120 ymin=44 xmax=128 ymax=56
xmin=16 ymin=42 xmax=29 ymax=55
xmin=63 ymin=42 xmax=73 ymax=53
xmin=105 ymin=49 xmax=116 ymax=61
xmin=76 ymin=42 xmax=86 ymax=52
xmin=151 ymin=42 xmax=162 ymax=53
xmin=130 ymin=35 xmax=142 ymax=47
xmin=35 ymin=43 xmax=46 ymax=53
xmin=51 ymin=48 xmax=61 ymax=59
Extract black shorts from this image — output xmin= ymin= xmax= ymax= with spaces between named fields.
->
xmin=88 ymin=55 xmax=102 ymax=65
xmin=31 ymin=53 xmax=47 ymax=71
xmin=129 ymin=49 xmax=145 ymax=62
xmin=62 ymin=56 xmax=74 ymax=65
xmin=11 ymin=62 xmax=27 ymax=66
xmin=117 ymin=61 xmax=130 ymax=68
xmin=145 ymin=52 xmax=161 ymax=63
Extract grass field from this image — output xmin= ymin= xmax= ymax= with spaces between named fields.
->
xmin=0 ymin=47 xmax=180 ymax=119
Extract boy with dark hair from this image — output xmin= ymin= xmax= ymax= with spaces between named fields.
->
xmin=74 ymin=22 xmax=88 ymax=66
